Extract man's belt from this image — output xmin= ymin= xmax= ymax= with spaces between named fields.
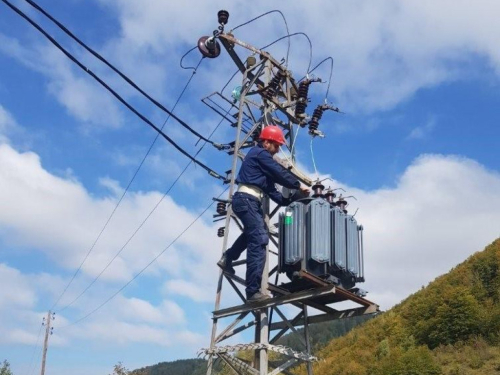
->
xmin=237 ymin=184 xmax=264 ymax=200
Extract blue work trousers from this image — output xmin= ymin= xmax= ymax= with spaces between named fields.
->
xmin=225 ymin=192 xmax=269 ymax=298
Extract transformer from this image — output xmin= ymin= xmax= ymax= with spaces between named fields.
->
xmin=278 ymin=197 xmax=365 ymax=290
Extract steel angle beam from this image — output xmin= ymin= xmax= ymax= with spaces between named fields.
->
xmin=216 ymin=312 xmax=250 ymax=343
xmin=268 ymin=359 xmax=298 ymax=375
xmin=219 ymin=36 xmax=266 ymax=88
xmin=267 ymin=284 xmax=340 ymax=315
xmin=217 ymin=318 xmax=257 ymax=343
xmin=270 ymin=305 xmax=379 ymax=331
xmin=219 ymin=353 xmax=259 ymax=375
xmin=273 ymin=155 xmax=313 ymax=186
xmin=219 ymin=34 xmax=286 ymax=72
xmin=213 ymin=285 xmax=336 ymax=319
xmin=272 ymin=308 xmax=306 ymax=348
xmin=270 ymin=311 xmax=304 ymax=344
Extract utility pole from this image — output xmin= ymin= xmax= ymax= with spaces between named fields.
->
xmin=199 ymin=10 xmax=379 ymax=375
xmin=40 ymin=311 xmax=54 ymax=375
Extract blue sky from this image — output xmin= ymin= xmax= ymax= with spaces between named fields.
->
xmin=1 ymin=1 xmax=500 ymax=374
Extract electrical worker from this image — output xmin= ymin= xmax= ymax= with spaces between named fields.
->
xmin=218 ymin=125 xmax=309 ymax=303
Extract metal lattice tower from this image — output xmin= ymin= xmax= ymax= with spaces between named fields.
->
xmin=198 ymin=11 xmax=379 ymax=375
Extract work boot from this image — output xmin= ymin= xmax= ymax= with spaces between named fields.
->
xmin=217 ymin=253 xmax=235 ymax=275
xmin=247 ymin=292 xmax=271 ymax=303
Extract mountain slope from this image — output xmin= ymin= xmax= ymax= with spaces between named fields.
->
xmin=308 ymin=238 xmax=500 ymax=375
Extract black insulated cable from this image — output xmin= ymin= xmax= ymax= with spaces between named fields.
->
xmin=231 ymin=10 xmax=291 ymax=67
xmin=260 ymin=32 xmax=313 ymax=75
xmin=302 ymin=56 xmax=334 ymax=100
xmin=1 ymin=0 xmax=227 ymax=182
xmin=51 ymin=57 xmax=204 ymax=312
xmin=22 ymin=0 xmax=223 ymax=149
xmin=57 ymin=66 xmax=229 ymax=313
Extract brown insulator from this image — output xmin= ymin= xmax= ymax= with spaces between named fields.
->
xmin=295 ymin=80 xmax=311 ymax=119
xmin=246 ymin=56 xmax=256 ymax=69
xmin=198 ymin=36 xmax=221 ymax=58
xmin=336 ymin=199 xmax=348 ymax=212
xmin=218 ymin=10 xmax=229 ymax=25
xmin=324 ymin=191 xmax=336 ymax=204
xmin=216 ymin=202 xmax=227 ymax=215
xmin=312 ymin=182 xmax=325 ymax=198
xmin=217 ymin=227 xmax=225 ymax=237
xmin=264 ymin=71 xmax=283 ymax=101
xmin=308 ymin=105 xmax=324 ymax=134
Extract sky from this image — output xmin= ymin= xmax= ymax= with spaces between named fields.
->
xmin=1 ymin=0 xmax=500 ymax=374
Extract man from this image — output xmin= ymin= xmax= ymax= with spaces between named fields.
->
xmin=218 ymin=125 xmax=309 ymax=302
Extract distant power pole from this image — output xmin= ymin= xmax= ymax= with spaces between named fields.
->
xmin=40 ymin=311 xmax=54 ymax=375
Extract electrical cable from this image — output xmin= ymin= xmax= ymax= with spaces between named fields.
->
xmin=25 ymin=321 xmax=43 ymax=375
xmin=290 ymin=125 xmax=301 ymax=156
xmin=231 ymin=10 xmax=290 ymax=67
xmin=59 ymin=187 xmax=228 ymax=329
xmin=310 ymin=137 xmax=319 ymax=179
xmin=179 ymin=45 xmax=198 ymax=70
xmin=29 ymin=346 xmax=43 ymax=375
xmin=308 ymin=57 xmax=334 ymax=100
xmin=221 ymin=69 xmax=240 ymax=95
xmin=21 ymin=0 xmax=221 ymax=148
xmin=57 ymin=70 xmax=231 ymax=312
xmin=53 ymin=58 xmax=204 ymax=312
xmin=2 ymin=0 xmax=227 ymax=181
xmin=260 ymin=32 xmax=313 ymax=75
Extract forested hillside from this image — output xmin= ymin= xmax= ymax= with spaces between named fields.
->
xmin=131 ymin=359 xmax=209 ymax=375
xmin=132 ymin=239 xmax=500 ymax=375
xmin=307 ymin=238 xmax=500 ymax=375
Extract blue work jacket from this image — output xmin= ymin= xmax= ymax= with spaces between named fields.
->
xmin=236 ymin=144 xmax=300 ymax=205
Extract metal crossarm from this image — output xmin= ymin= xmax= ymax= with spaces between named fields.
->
xmin=213 ymin=286 xmax=336 ymax=319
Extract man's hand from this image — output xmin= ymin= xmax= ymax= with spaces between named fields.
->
xmin=299 ymin=186 xmax=310 ymax=197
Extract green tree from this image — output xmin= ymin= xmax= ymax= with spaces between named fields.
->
xmin=110 ymin=362 xmax=129 ymax=375
xmin=0 ymin=360 xmax=13 ymax=375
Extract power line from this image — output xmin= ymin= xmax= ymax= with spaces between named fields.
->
xmin=52 ymin=57 xmax=205 ymax=311
xmin=260 ymin=32 xmax=313 ymax=75
xmin=1 ymin=0 xmax=227 ymax=181
xmin=57 ymin=66 xmax=229 ymax=312
xmin=60 ymin=187 xmax=228 ymax=328
xmin=180 ymin=46 xmax=200 ymax=71
xmin=25 ymin=319 xmax=43 ymax=375
xmin=22 ymin=0 xmax=221 ymax=148
xmin=307 ymin=57 xmax=334 ymax=100
xmin=231 ymin=10 xmax=291 ymax=66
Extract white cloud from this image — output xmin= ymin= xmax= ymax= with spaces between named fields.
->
xmin=338 ymin=154 xmax=500 ymax=309
xmin=0 ymin=263 xmax=36 ymax=309
xmin=163 ymin=279 xmax=213 ymax=303
xmin=0 ymin=140 xmax=220 ymax=284
xmin=0 ymin=33 xmax=123 ymax=128
xmin=0 ymin=104 xmax=17 ymax=143
xmin=407 ymin=117 xmax=436 ymax=140
xmin=94 ymin=0 xmax=500 ymax=114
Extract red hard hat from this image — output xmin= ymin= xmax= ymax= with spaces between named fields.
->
xmin=259 ymin=126 xmax=286 ymax=145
